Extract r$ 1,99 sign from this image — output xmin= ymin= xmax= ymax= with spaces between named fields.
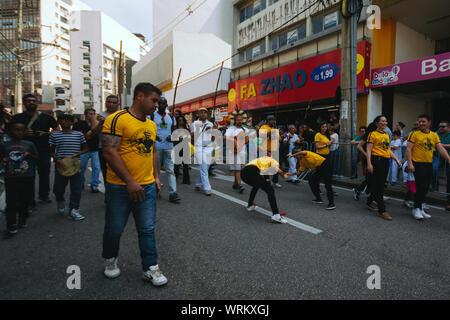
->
xmin=311 ymin=63 xmax=339 ymax=83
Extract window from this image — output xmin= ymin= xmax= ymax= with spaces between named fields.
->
xmin=61 ymin=58 xmax=70 ymax=66
xmin=253 ymin=0 xmax=266 ymax=15
xmin=298 ymin=24 xmax=306 ymax=40
xmin=84 ymin=89 xmax=92 ymax=97
xmin=62 ymin=79 xmax=70 ymax=85
xmin=55 ymin=99 xmax=65 ymax=106
xmin=61 ymin=27 xmax=69 ymax=35
xmin=324 ymin=11 xmax=338 ymax=29
xmin=240 ymin=1 xmax=266 ymax=23
xmin=279 ymin=33 xmax=287 ymax=47
xmin=83 ymin=40 xmax=90 ymax=48
xmin=287 ymin=29 xmax=297 ymax=44
xmin=60 ymin=16 xmax=68 ymax=24
xmin=269 ymin=0 xmax=279 ymax=5
xmin=83 ymin=77 xmax=91 ymax=85
xmin=270 ymin=37 xmax=278 ymax=51
xmin=312 ymin=15 xmax=324 ymax=34
xmin=83 ymin=102 xmax=93 ymax=109
xmin=83 ymin=65 xmax=91 ymax=72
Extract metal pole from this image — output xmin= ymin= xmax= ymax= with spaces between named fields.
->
xmin=118 ymin=40 xmax=123 ymax=109
xmin=172 ymin=68 xmax=182 ymax=113
xmin=15 ymin=0 xmax=23 ymax=114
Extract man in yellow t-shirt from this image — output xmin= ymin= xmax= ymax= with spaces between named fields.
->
xmin=406 ymin=114 xmax=450 ymax=220
xmin=259 ymin=115 xmax=282 ymax=188
xmin=100 ymin=83 xmax=168 ymax=287
xmin=289 ymin=148 xmax=335 ymax=210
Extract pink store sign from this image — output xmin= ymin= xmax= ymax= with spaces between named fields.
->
xmin=371 ymin=52 xmax=450 ymax=88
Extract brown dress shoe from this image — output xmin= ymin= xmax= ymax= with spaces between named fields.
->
xmin=380 ymin=212 xmax=392 ymax=220
xmin=366 ymin=202 xmax=378 ymax=211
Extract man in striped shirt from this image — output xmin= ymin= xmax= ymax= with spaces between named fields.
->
xmin=49 ymin=113 xmax=88 ymax=220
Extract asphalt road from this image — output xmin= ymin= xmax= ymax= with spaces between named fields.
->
xmin=1 ymin=165 xmax=449 ymax=300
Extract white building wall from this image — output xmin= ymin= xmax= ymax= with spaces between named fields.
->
xmin=367 ymin=91 xmax=382 ymax=124
xmin=393 ymin=93 xmax=431 ymax=134
xmin=395 ymin=22 xmax=435 ymax=64
xmin=152 ymin=0 xmax=233 ymax=46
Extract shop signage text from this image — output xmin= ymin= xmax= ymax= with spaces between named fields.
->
xmin=228 ymin=41 xmax=370 ymax=111
xmin=371 ymin=52 xmax=450 ymax=88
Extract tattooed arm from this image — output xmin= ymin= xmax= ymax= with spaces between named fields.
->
xmin=102 ymin=134 xmax=145 ymax=201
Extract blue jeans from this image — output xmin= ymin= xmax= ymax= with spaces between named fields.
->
xmin=432 ymin=155 xmax=450 ymax=191
xmin=53 ymin=169 xmax=82 ymax=210
xmin=80 ymin=151 xmax=100 ymax=188
xmin=102 ymin=183 xmax=158 ymax=271
xmin=331 ymin=148 xmax=341 ymax=175
xmin=157 ymin=148 xmax=176 ymax=195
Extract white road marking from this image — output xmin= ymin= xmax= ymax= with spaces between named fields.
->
xmin=211 ymin=189 xmax=323 ymax=235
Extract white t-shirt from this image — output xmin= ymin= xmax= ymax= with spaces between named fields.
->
xmin=330 ymin=133 xmax=339 ymax=152
xmin=225 ymin=126 xmax=249 ymax=163
xmin=190 ymin=120 xmax=214 ymax=148
xmin=283 ymin=133 xmax=300 ymax=154
xmin=390 ymin=138 xmax=402 ymax=160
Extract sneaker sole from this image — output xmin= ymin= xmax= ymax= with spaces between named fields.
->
xmin=142 ymin=274 xmax=168 ymax=286
xmin=67 ymin=216 xmax=85 ymax=221
xmin=271 ymin=218 xmax=287 ymax=224
xmin=104 ymin=270 xmax=121 ymax=279
xmin=326 ymin=207 xmax=336 ymax=210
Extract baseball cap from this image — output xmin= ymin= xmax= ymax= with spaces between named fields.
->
xmin=199 ymin=107 xmax=208 ymax=112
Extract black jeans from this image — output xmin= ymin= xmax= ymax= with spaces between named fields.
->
xmin=413 ymin=162 xmax=433 ymax=210
xmin=308 ymin=155 xmax=334 ymax=204
xmin=5 ymin=177 xmax=33 ymax=229
xmin=241 ymin=165 xmax=279 ymax=215
xmin=33 ymin=149 xmax=51 ymax=201
xmin=174 ymin=163 xmax=190 ymax=184
xmin=367 ymin=156 xmax=389 ymax=214
xmin=53 ymin=169 xmax=82 ymax=210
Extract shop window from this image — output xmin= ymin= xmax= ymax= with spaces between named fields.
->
xmin=312 ymin=15 xmax=324 ymax=34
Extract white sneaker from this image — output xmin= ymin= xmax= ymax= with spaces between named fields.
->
xmin=272 ymin=183 xmax=282 ymax=188
xmin=57 ymin=202 xmax=65 ymax=215
xmin=421 ymin=209 xmax=431 ymax=219
xmin=247 ymin=204 xmax=257 ymax=211
xmin=68 ymin=209 xmax=85 ymax=221
xmin=143 ymin=265 xmax=168 ymax=286
xmin=104 ymin=257 xmax=120 ymax=279
xmin=403 ymin=201 xmax=414 ymax=209
xmin=271 ymin=214 xmax=287 ymax=224
xmin=422 ymin=203 xmax=430 ymax=210
xmin=412 ymin=208 xmax=424 ymax=220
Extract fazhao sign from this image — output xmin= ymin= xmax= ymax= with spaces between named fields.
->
xmin=228 ymin=41 xmax=371 ymax=111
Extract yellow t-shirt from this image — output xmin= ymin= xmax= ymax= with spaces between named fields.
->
xmin=408 ymin=130 xmax=441 ymax=163
xmin=299 ymin=151 xmax=325 ymax=172
xmin=102 ymin=109 xmax=157 ymax=185
xmin=367 ymin=130 xmax=391 ymax=158
xmin=259 ymin=125 xmax=279 ymax=152
xmin=246 ymin=156 xmax=280 ymax=173
xmin=315 ymin=133 xmax=330 ymax=155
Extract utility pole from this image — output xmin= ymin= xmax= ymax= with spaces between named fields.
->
xmin=15 ymin=0 xmax=23 ymax=114
xmin=340 ymin=0 xmax=359 ymax=177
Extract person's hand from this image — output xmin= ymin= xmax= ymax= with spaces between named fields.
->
xmin=213 ymin=122 xmax=219 ymax=129
xmin=23 ymin=151 xmax=30 ymax=159
xmin=127 ymin=180 xmax=145 ymax=202
xmin=155 ymin=177 xmax=162 ymax=198
xmin=287 ymin=153 xmax=293 ymax=158
xmin=397 ymin=160 xmax=402 ymax=169
xmin=25 ymin=128 xmax=34 ymax=136
xmin=97 ymin=115 xmax=105 ymax=122
xmin=282 ymin=173 xmax=289 ymax=179
xmin=408 ymin=164 xmax=415 ymax=173
xmin=367 ymin=164 xmax=374 ymax=174
xmin=166 ymin=136 xmax=172 ymax=142
xmin=2 ymin=157 xmax=8 ymax=163
xmin=56 ymin=159 xmax=66 ymax=171
xmin=156 ymin=136 xmax=162 ymax=142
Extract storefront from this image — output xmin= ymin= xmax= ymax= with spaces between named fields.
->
xmin=371 ymin=51 xmax=450 ymax=130
xmin=227 ymin=41 xmax=371 ymax=130
xmin=178 ymin=94 xmax=230 ymax=126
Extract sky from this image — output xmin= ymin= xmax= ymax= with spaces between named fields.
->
xmin=80 ymin=0 xmax=153 ymax=43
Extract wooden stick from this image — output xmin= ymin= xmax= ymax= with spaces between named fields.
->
xmin=172 ymin=68 xmax=182 ymax=114
xmin=118 ymin=40 xmax=123 ymax=109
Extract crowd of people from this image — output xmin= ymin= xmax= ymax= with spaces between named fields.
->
xmin=1 ymin=82 xmax=449 ymax=286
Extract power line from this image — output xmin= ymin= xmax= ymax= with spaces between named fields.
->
xmin=175 ymin=0 xmax=322 ymax=88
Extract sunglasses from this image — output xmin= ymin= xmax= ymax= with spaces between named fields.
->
xmin=439 ymin=125 xmax=448 ymax=128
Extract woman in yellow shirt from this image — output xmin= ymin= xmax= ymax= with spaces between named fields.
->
xmin=366 ymin=115 xmax=402 ymax=221
xmin=240 ymin=156 xmax=290 ymax=224
xmin=406 ymin=114 xmax=450 ymax=220
xmin=314 ymin=122 xmax=335 ymax=156
xmin=288 ymin=147 xmax=335 ymax=210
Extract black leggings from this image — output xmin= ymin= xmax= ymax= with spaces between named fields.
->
xmin=309 ymin=155 xmax=334 ymax=204
xmin=413 ymin=162 xmax=432 ymax=210
xmin=241 ymin=165 xmax=279 ymax=215
xmin=367 ymin=156 xmax=389 ymax=214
